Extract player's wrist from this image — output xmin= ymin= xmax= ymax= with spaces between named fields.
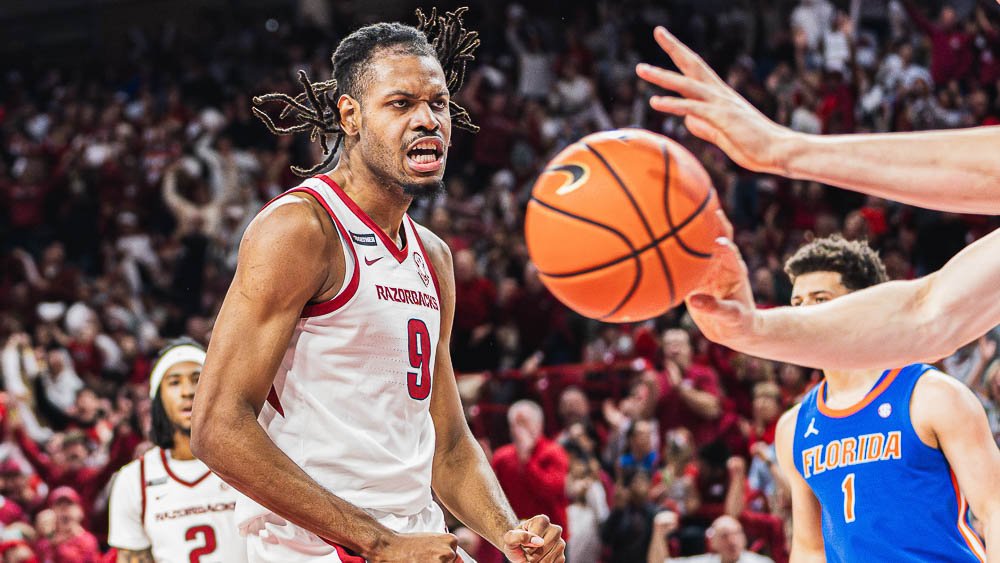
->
xmin=359 ymin=527 xmax=400 ymax=560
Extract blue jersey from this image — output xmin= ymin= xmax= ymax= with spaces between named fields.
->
xmin=792 ymin=363 xmax=986 ymax=562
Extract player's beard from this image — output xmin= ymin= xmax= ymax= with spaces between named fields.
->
xmin=402 ymin=179 xmax=445 ymax=199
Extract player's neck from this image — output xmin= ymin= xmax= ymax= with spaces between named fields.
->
xmin=327 ymin=162 xmax=412 ymax=245
xmin=821 ymin=368 xmax=886 ymax=405
xmin=171 ymin=431 xmax=196 ymax=461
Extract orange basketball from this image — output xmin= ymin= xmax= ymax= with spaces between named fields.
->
xmin=525 ymin=129 xmax=723 ymax=323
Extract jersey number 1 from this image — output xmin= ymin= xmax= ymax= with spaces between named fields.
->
xmin=407 ymin=319 xmax=431 ymax=400
xmin=841 ymin=473 xmax=856 ymax=523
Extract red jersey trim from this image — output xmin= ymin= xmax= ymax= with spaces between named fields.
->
xmin=316 ymin=175 xmax=409 ymax=264
xmin=816 ymin=368 xmax=902 ymax=418
xmin=277 ymin=186 xmax=361 ymax=318
xmin=159 ymin=449 xmax=211 ymax=488
xmin=266 ymin=385 xmax=285 ymax=416
xmin=139 ymin=456 xmax=147 ymax=523
xmin=407 ymin=216 xmax=441 ymax=300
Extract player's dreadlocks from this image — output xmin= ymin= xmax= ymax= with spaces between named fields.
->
xmin=252 ymin=7 xmax=480 ymax=177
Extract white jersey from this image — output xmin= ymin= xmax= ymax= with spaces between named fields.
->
xmin=237 ymin=175 xmax=443 ymax=527
xmin=108 ymin=446 xmax=246 ymax=562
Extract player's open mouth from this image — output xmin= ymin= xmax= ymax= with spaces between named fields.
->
xmin=405 ymin=137 xmax=444 ymax=173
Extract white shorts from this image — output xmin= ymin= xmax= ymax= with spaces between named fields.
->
xmin=243 ymin=503 xmax=476 ymax=562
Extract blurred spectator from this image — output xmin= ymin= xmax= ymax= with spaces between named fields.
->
xmin=648 ymin=514 xmax=775 ymax=563
xmin=564 ymin=449 xmax=609 ymax=563
xmin=601 ymin=469 xmax=657 ymax=563
xmin=491 ymin=400 xmax=569 ymax=531
xmin=656 ymin=329 xmax=723 ymax=446
xmin=33 ymin=487 xmax=100 ymax=563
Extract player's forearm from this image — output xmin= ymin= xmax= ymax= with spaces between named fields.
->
xmin=779 ymin=127 xmax=1000 ymax=214
xmin=740 ymin=230 xmax=1000 ymax=369
xmin=191 ymin=405 xmax=395 ymax=557
xmin=432 ymin=434 xmax=519 ymax=549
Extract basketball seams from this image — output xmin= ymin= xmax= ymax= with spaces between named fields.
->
xmin=661 ymin=146 xmax=713 ymax=259
xmin=528 ymin=198 xmax=643 ymax=319
xmin=583 ymin=142 xmax=676 ymax=305
xmin=538 ymin=192 xmax=715 ymax=279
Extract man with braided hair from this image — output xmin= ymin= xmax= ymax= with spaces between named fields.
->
xmin=191 ymin=8 xmax=566 ymax=563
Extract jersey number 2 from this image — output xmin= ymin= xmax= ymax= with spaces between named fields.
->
xmin=841 ymin=473 xmax=856 ymax=523
xmin=185 ymin=525 xmax=217 ymax=563
xmin=407 ymin=319 xmax=431 ymax=400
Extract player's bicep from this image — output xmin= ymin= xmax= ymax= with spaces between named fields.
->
xmin=116 ymin=549 xmax=154 ymax=563
xmin=921 ymin=373 xmax=1000 ymax=522
xmin=200 ymin=198 xmax=334 ymax=410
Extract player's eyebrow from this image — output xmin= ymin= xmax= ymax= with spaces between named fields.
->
xmin=384 ymin=89 xmax=449 ymax=99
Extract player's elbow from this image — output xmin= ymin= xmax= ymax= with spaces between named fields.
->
xmin=190 ymin=399 xmax=226 ymax=465
xmin=912 ymin=273 xmax=969 ymax=360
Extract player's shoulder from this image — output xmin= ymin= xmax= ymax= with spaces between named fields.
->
xmin=409 ymin=218 xmax=454 ymax=281
xmin=409 ymin=219 xmax=452 ymax=262
xmin=911 ymin=367 xmax=982 ymax=417
xmin=110 ymin=452 xmax=148 ymax=500
xmin=244 ymin=191 xmax=332 ymax=250
xmin=776 ymin=402 xmax=804 ymax=437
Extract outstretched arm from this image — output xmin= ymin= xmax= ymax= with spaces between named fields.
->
xmin=636 ymin=27 xmax=1000 ymax=214
xmin=422 ymin=227 xmax=565 ymax=563
xmin=689 ymin=227 xmax=1000 ymax=371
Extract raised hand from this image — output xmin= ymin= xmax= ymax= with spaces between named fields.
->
xmin=636 ymin=27 xmax=794 ymax=176
xmin=684 ymin=211 xmax=756 ymax=347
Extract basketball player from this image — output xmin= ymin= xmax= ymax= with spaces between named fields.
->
xmin=635 ymin=26 xmax=1000 ymax=372
xmin=765 ymin=237 xmax=997 ymax=561
xmin=191 ymin=9 xmax=565 ymax=563
xmin=109 ymin=340 xmax=245 ymax=562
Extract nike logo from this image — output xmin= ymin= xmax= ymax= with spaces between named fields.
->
xmin=547 ymin=164 xmax=589 ymax=195
xmin=365 ymin=256 xmax=384 ymax=266
xmin=804 ymin=418 xmax=819 ymax=438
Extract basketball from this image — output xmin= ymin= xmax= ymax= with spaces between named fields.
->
xmin=525 ymin=129 xmax=724 ymax=323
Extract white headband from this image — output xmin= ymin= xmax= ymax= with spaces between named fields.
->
xmin=149 ymin=344 xmax=206 ymax=398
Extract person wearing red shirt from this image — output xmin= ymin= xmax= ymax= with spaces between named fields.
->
xmin=656 ymin=329 xmax=724 ymax=446
xmin=452 ymin=248 xmax=498 ymax=371
xmin=901 ymin=0 xmax=974 ymax=85
xmin=9 ymin=409 xmax=135 ymax=532
xmin=492 ymin=400 xmax=570 ymax=532
xmin=33 ymin=487 xmax=100 ymax=563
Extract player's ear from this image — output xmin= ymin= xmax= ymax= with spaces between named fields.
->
xmin=338 ymin=94 xmax=360 ymax=135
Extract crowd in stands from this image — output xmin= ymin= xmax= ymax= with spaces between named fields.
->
xmin=1 ymin=0 xmax=999 ymax=561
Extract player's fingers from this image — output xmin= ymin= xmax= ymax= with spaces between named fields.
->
xmin=522 ymin=514 xmax=551 ymax=537
xmin=653 ymin=26 xmax=726 ymax=86
xmin=649 ymin=95 xmax=716 ymax=121
xmin=635 ymin=64 xmax=713 ymax=101
xmin=715 ymin=209 xmax=735 ymax=240
xmin=504 ymin=528 xmax=545 ymax=548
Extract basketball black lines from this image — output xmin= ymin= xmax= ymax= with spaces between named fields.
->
xmin=530 ymin=140 xmax=716 ymax=320
xmin=584 ymin=141 xmax=677 ymax=307
xmin=661 ymin=145 xmax=713 ymax=259
xmin=528 ymin=197 xmax=642 ymax=320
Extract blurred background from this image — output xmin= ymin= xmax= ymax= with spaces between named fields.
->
xmin=0 ymin=0 xmax=998 ymax=561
